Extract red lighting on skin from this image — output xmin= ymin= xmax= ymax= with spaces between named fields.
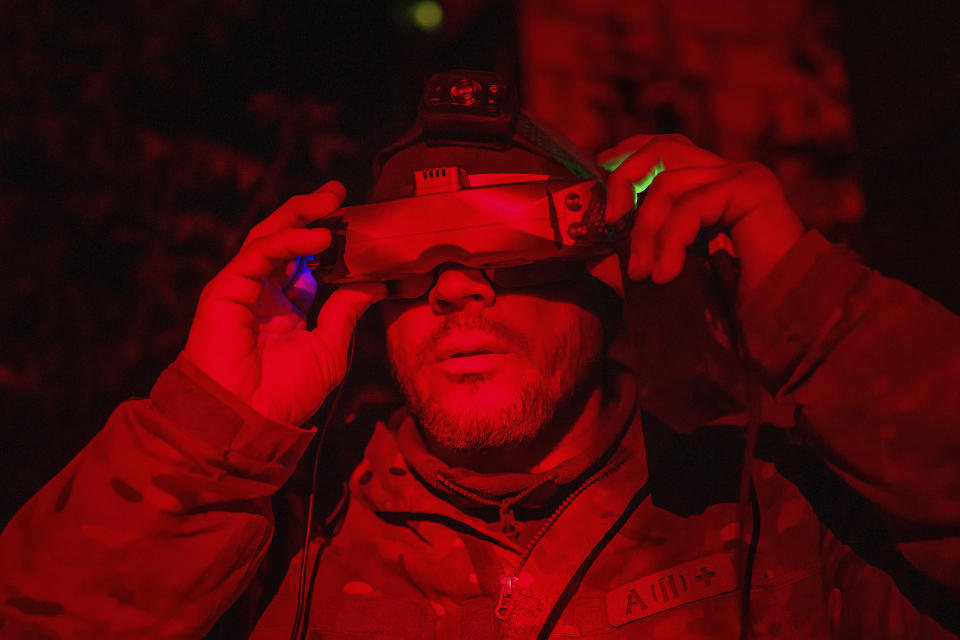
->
xmin=434 ymin=329 xmax=513 ymax=374
xmin=437 ymin=352 xmax=510 ymax=375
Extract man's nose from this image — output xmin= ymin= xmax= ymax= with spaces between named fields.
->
xmin=428 ymin=266 xmax=495 ymax=313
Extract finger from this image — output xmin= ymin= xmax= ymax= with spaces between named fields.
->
xmin=635 ymin=166 xmax=731 ymax=233
xmin=651 ymin=205 xmax=705 ymax=283
xmin=605 ymin=135 xmax=724 ymax=223
xmin=597 ymin=149 xmax=637 ymax=174
xmin=627 ymin=166 xmax=730 ymax=281
xmin=598 ymin=134 xmax=690 ymax=174
xmin=242 ymin=181 xmax=346 ymax=248
xmin=626 ymin=167 xmax=703 ymax=280
xmin=283 ymin=260 xmax=319 ymax=314
xmin=599 ymin=133 xmax=700 ymax=163
xmin=227 ymin=227 xmax=333 ymax=280
xmin=596 ymin=135 xmax=658 ymax=169
xmin=311 ymin=283 xmax=388 ymax=361
xmin=626 ymin=230 xmax=656 ymax=282
xmin=648 ymin=170 xmax=742 ymax=283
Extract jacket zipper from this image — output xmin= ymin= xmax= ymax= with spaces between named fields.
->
xmin=435 ymin=455 xmax=628 ymax=621
xmin=493 ymin=455 xmax=629 ymax=620
xmin=495 ymin=574 xmax=519 ymax=620
xmin=434 ymin=471 xmax=558 ymax=542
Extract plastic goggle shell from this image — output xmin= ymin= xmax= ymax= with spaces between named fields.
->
xmin=309 ymin=176 xmax=619 ymax=299
xmin=383 ymin=259 xmax=592 ymax=299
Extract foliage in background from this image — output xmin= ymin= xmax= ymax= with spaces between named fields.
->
xmin=0 ymin=1 xmax=373 ymax=521
xmin=0 ymin=0 xmax=520 ymax=523
xmin=3 ymin=0 xmax=955 ymax=526
xmin=520 ymin=0 xmax=863 ymax=232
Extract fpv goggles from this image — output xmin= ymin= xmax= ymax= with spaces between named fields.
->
xmin=308 ymin=71 xmax=626 ymax=298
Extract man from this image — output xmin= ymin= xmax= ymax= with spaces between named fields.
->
xmin=1 ymin=73 xmax=958 ymax=639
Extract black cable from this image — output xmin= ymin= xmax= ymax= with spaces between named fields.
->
xmin=739 ymin=481 xmax=761 ymax=640
xmin=703 ymin=245 xmax=762 ymax=640
xmin=616 ymin=226 xmax=762 ymax=639
xmin=734 ymin=313 xmax=762 ymax=640
xmin=288 ymin=335 xmax=356 ymax=640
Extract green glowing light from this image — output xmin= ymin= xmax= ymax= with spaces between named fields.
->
xmin=599 ymin=153 xmax=666 ymax=207
xmin=599 ymin=152 xmax=633 ymax=173
xmin=409 ymin=0 xmax=443 ymax=32
xmin=632 ymin=158 xmax=665 ymax=206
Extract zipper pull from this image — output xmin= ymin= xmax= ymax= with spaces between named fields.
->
xmin=499 ymin=502 xmax=519 ymax=539
xmin=495 ymin=575 xmax=519 ymax=620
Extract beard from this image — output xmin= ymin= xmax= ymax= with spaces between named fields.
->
xmin=387 ymin=309 xmax=603 ymax=450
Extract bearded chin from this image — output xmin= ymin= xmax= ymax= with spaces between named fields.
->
xmin=386 ymin=307 xmax=605 ymax=451
xmin=393 ymin=334 xmax=601 ymax=450
xmin=403 ymin=378 xmax=563 ymax=450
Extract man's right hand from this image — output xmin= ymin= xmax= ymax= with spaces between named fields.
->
xmin=183 ymin=181 xmax=386 ymax=426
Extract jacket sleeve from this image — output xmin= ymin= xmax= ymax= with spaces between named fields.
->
xmin=0 ymin=356 xmax=314 ymax=639
xmin=740 ymin=231 xmax=960 ymax=633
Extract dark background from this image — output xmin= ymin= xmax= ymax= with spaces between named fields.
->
xmin=1 ymin=0 xmax=958 ymax=526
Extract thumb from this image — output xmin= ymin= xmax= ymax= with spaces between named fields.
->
xmin=312 ymin=282 xmax=388 ymax=350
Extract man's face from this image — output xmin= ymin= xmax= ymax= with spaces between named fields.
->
xmin=381 ymin=266 xmax=604 ymax=450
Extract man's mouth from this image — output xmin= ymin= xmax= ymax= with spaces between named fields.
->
xmin=436 ymin=352 xmax=506 ymax=375
xmin=434 ymin=331 xmax=508 ymax=362
xmin=434 ymin=332 xmax=511 ymax=374
xmin=449 ymin=349 xmax=495 ymax=358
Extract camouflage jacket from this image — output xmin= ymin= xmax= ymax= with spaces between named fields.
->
xmin=2 ymin=231 xmax=958 ymax=639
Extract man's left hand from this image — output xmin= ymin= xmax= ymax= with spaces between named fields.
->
xmin=587 ymin=134 xmax=805 ymax=300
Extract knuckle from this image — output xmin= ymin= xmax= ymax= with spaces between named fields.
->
xmin=742 ymin=161 xmax=775 ymax=182
xmin=286 ymin=193 xmax=311 ymax=208
xmin=621 ymin=134 xmax=652 ymax=148
xmin=644 ymin=172 xmax=673 ymax=199
xmin=245 ymin=234 xmax=269 ymax=253
xmin=198 ymin=277 xmax=219 ymax=304
xmin=317 ymin=337 xmax=345 ymax=383
xmin=641 ymin=136 xmax=678 ymax=158
xmin=310 ymin=190 xmax=340 ymax=211
xmin=284 ymin=190 xmax=340 ymax=219
xmin=242 ymin=236 xmax=280 ymax=263
xmin=241 ymin=224 xmax=262 ymax=246
xmin=606 ymin=172 xmax=631 ymax=195
xmin=665 ymin=133 xmax=693 ymax=145
xmin=636 ymin=203 xmax=663 ymax=231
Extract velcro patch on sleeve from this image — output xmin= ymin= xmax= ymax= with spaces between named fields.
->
xmin=605 ymin=553 xmax=737 ymax=626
